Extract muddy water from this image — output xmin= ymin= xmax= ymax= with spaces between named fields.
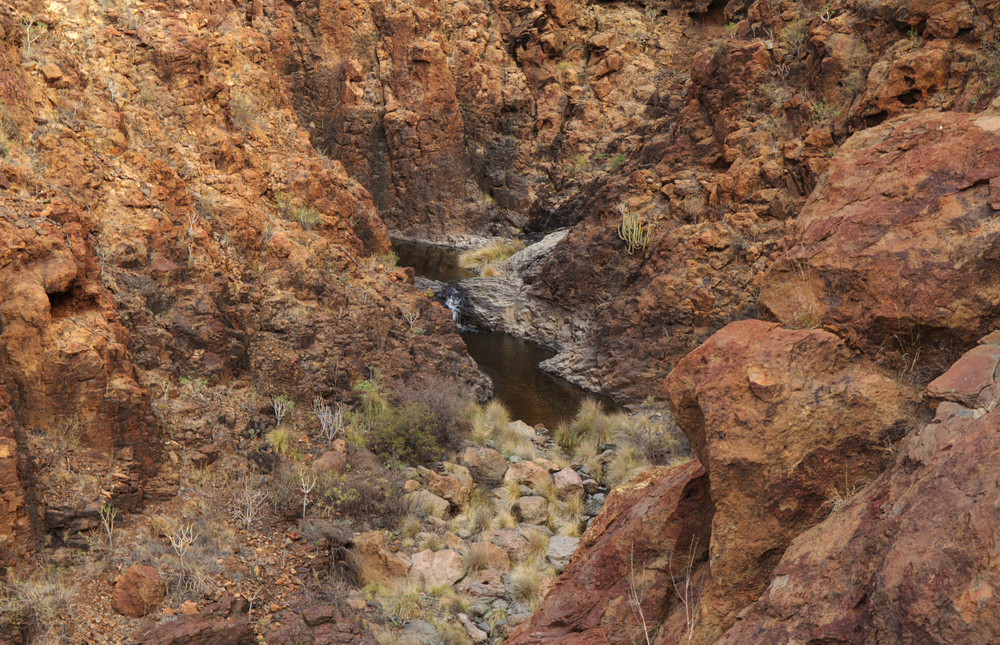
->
xmin=393 ymin=240 xmax=618 ymax=429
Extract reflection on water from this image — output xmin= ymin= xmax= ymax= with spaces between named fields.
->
xmin=393 ymin=238 xmax=619 ymax=429
xmin=393 ymin=240 xmax=474 ymax=282
xmin=461 ymin=331 xmax=617 ymax=429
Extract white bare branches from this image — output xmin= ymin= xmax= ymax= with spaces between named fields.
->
xmin=312 ymin=398 xmax=344 ymax=445
xmin=628 ymin=543 xmax=652 ymax=645
xmin=232 ymin=474 xmax=267 ymax=530
xmin=298 ymin=469 xmax=317 ymax=519
xmin=669 ymin=537 xmax=702 ymax=643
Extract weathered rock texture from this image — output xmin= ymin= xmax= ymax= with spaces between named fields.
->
xmin=717 ymin=331 xmax=1000 ymax=644
xmin=760 ymin=111 xmax=1000 ymax=353
xmin=664 ymin=319 xmax=919 ymax=642
xmin=0 ymin=0 xmax=487 ymax=568
xmin=130 ymin=595 xmax=254 ymax=645
xmin=507 ymin=461 xmax=713 ymax=645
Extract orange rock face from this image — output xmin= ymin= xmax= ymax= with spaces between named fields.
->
xmin=718 ymin=332 xmax=1000 ymax=645
xmin=664 ymin=319 xmax=919 ymax=642
xmin=507 ymin=462 xmax=713 ymax=645
xmin=759 ymin=111 xmax=1000 ymax=353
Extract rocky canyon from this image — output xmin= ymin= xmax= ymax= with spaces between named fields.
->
xmin=0 ymin=0 xmax=999 ymax=643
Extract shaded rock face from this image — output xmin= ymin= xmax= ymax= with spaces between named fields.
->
xmin=0 ymin=376 xmax=37 ymax=565
xmin=663 ymin=319 xmax=919 ymax=642
xmin=0 ymin=206 xmax=160 ymax=480
xmin=130 ymin=595 xmax=254 ymax=645
xmin=718 ymin=331 xmax=1000 ymax=645
xmin=507 ymin=461 xmax=713 ymax=645
xmin=759 ymin=111 xmax=1000 ymax=355
xmin=265 ymin=602 xmax=377 ymax=645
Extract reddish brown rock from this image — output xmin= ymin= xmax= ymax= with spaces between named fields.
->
xmin=113 ymin=564 xmax=166 ymax=617
xmin=759 ymin=111 xmax=1000 ymax=352
xmin=409 ymin=548 xmax=464 ymax=589
xmin=265 ymin=602 xmax=376 ymax=644
xmin=507 ymin=462 xmax=712 ymax=645
xmin=458 ymin=446 xmax=508 ymax=487
xmin=426 ymin=470 xmax=470 ymax=509
xmin=130 ymin=595 xmax=253 ymax=644
xmin=718 ymin=336 xmax=1000 ymax=645
xmin=663 ymin=319 xmax=919 ymax=642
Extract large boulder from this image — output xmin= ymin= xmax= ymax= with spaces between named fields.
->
xmin=457 ymin=447 xmax=508 ymax=487
xmin=408 ymin=549 xmax=464 ymax=589
xmin=759 ymin=111 xmax=1000 ymax=353
xmin=718 ymin=332 xmax=1000 ymax=645
xmin=350 ymin=531 xmax=411 ymax=586
xmin=507 ymin=462 xmax=713 ymax=645
xmin=663 ymin=319 xmax=919 ymax=642
xmin=112 ymin=564 xmax=166 ymax=618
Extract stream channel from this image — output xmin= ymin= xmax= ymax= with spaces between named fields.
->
xmin=393 ymin=240 xmax=618 ymax=429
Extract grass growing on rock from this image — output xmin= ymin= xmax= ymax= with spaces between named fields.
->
xmin=557 ymin=399 xmax=685 ymax=487
xmin=458 ymin=239 xmax=525 ymax=275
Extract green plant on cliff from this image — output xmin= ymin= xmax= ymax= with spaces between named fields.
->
xmin=780 ymin=17 xmax=810 ymax=58
xmin=617 ymin=203 xmax=652 ymax=254
xmin=0 ymin=567 xmax=76 ymax=641
xmin=810 ymin=99 xmax=841 ymax=124
xmin=291 ymin=204 xmax=321 ymax=230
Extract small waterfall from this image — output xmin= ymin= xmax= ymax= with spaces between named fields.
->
xmin=441 ymin=285 xmax=471 ymax=330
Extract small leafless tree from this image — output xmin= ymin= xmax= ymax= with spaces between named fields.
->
xmin=232 ymin=474 xmax=267 ymax=530
xmin=628 ymin=543 xmax=652 ymax=645
xmin=669 ymin=537 xmax=703 ymax=643
xmin=271 ymin=394 xmax=293 ymax=426
xmin=313 ymin=398 xmax=344 ymax=445
xmin=169 ymin=522 xmax=199 ymax=569
xmin=298 ymin=469 xmax=317 ymax=519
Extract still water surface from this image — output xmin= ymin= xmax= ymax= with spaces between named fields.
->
xmin=392 ymin=239 xmax=618 ymax=429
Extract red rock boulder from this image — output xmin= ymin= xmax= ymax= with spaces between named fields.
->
xmin=507 ymin=461 xmax=713 ymax=645
xmin=718 ymin=331 xmax=1000 ymax=644
xmin=759 ymin=111 xmax=1000 ymax=353
xmin=663 ymin=319 xmax=918 ymax=642
xmin=112 ymin=564 xmax=166 ymax=618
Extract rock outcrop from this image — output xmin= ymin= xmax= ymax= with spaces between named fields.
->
xmin=717 ymin=331 xmax=1000 ymax=644
xmin=759 ymin=111 xmax=1000 ymax=355
xmin=507 ymin=461 xmax=713 ymax=645
xmin=663 ymin=319 xmax=919 ymax=642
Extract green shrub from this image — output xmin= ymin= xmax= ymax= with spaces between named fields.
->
xmin=369 ymin=401 xmax=442 ymax=465
xmin=391 ymin=375 xmax=475 ymax=455
xmin=617 ymin=204 xmax=652 ymax=254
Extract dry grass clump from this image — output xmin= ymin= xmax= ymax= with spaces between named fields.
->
xmin=472 ymin=399 xmax=512 ymax=445
xmin=369 ymin=577 xmax=426 ymax=624
xmin=497 ymin=479 xmax=522 ymax=512
xmin=458 ymin=239 xmax=525 ymax=274
xmin=555 ymin=399 xmax=623 ymax=450
xmin=491 ymin=509 xmax=519 ymax=530
xmin=521 ymin=525 xmax=550 ymax=563
xmin=0 ymin=567 xmax=76 ymax=642
xmin=417 ymin=532 xmax=443 ymax=551
xmin=462 ymin=542 xmax=494 ymax=575
xmin=398 ymin=515 xmax=422 ymax=539
xmin=558 ymin=403 xmax=683 ymax=487
xmin=508 ymin=561 xmax=545 ymax=611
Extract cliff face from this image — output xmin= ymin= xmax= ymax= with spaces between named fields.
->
xmin=2 ymin=0 xmax=1000 ymax=641
xmin=0 ymin=0 xmax=487 ymax=568
xmin=260 ymin=0 xmax=999 ymax=401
